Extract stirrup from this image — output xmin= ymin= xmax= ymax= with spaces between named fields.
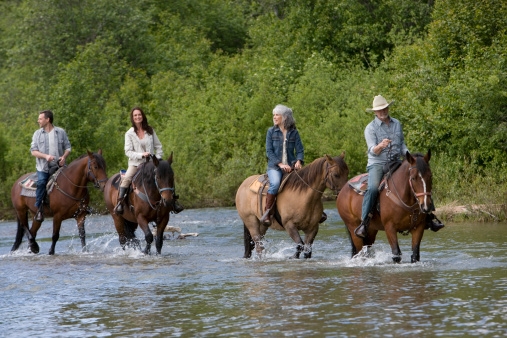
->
xmin=114 ymin=202 xmax=124 ymax=215
xmin=260 ymin=209 xmax=272 ymax=226
xmin=430 ymin=216 xmax=444 ymax=232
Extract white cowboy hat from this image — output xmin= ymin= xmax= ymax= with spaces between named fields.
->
xmin=366 ymin=95 xmax=395 ymax=112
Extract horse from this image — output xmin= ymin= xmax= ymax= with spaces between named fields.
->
xmin=11 ymin=150 xmax=108 ymax=255
xmin=103 ymin=153 xmax=177 ymax=255
xmin=336 ymin=150 xmax=433 ymax=263
xmin=236 ymin=153 xmax=349 ymax=259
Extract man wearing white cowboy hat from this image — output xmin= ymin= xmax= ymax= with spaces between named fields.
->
xmin=354 ymin=95 xmax=444 ymax=238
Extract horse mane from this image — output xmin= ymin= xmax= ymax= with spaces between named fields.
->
xmin=134 ymin=159 xmax=173 ymax=188
xmin=72 ymin=152 xmax=106 ymax=169
xmin=283 ymin=156 xmax=340 ymax=193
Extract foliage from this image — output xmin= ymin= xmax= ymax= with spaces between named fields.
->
xmin=0 ymin=0 xmax=506 ymax=221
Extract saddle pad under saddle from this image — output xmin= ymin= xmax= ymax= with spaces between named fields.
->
xmin=19 ymin=171 xmax=60 ymax=197
xmin=348 ymin=173 xmax=386 ymax=195
xmin=248 ymin=173 xmax=292 ymax=195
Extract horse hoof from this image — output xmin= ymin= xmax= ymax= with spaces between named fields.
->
xmin=392 ymin=255 xmax=401 ymax=263
xmin=29 ymin=241 xmax=40 ymax=254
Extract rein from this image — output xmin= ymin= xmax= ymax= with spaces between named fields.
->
xmin=54 ymin=158 xmax=102 ymax=201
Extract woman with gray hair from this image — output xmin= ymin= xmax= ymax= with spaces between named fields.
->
xmin=260 ymin=104 xmax=304 ymax=226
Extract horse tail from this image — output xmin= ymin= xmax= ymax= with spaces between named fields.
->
xmin=243 ymin=224 xmax=254 ymax=259
xmin=11 ymin=212 xmax=27 ymax=252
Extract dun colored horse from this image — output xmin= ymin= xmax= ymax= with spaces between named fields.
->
xmin=103 ymin=153 xmax=177 ymax=254
xmin=11 ymin=150 xmax=108 ymax=255
xmin=236 ymin=154 xmax=349 ymax=259
xmin=336 ymin=151 xmax=433 ymax=263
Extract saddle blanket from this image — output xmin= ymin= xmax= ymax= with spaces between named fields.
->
xmin=348 ymin=173 xmax=387 ymax=195
xmin=18 ymin=172 xmax=58 ymax=198
xmin=248 ymin=173 xmax=292 ymax=195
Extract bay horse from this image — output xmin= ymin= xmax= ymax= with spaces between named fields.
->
xmin=11 ymin=150 xmax=108 ymax=255
xmin=103 ymin=153 xmax=177 ymax=255
xmin=336 ymin=150 xmax=433 ymax=263
xmin=236 ymin=153 xmax=349 ymax=259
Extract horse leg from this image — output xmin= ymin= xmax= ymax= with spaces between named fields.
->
xmin=285 ymin=225 xmax=305 ymax=259
xmin=137 ymin=218 xmax=154 ymax=255
xmin=243 ymin=224 xmax=255 ymax=258
xmin=27 ymin=218 xmax=43 ymax=254
xmin=302 ymin=227 xmax=319 ymax=259
xmin=49 ymin=218 xmax=63 ymax=255
xmin=76 ymin=211 xmax=87 ymax=252
xmin=385 ymin=227 xmax=402 ymax=263
xmin=410 ymin=226 xmax=425 ymax=263
xmin=154 ymin=216 xmax=170 ymax=255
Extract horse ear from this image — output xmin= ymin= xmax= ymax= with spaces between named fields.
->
xmin=97 ymin=149 xmax=102 ymax=155
xmin=325 ymin=154 xmax=334 ymax=163
xmin=87 ymin=149 xmax=93 ymax=158
xmin=406 ymin=151 xmax=415 ymax=164
xmin=340 ymin=151 xmax=345 ymax=159
xmin=167 ymin=151 xmax=173 ymax=165
xmin=425 ymin=149 xmax=431 ymax=162
xmin=152 ymin=155 xmax=159 ymax=166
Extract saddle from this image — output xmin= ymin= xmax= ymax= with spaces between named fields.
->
xmin=19 ymin=168 xmax=63 ymax=199
xmin=248 ymin=173 xmax=291 ymax=195
xmin=348 ymin=160 xmax=402 ymax=195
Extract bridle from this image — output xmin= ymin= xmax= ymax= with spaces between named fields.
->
xmin=385 ymin=164 xmax=432 ymax=213
xmin=138 ymin=165 xmax=176 ymax=210
xmin=54 ymin=157 xmax=106 ymax=202
xmin=86 ymin=158 xmax=108 ymax=189
xmin=293 ymin=161 xmax=341 ymax=196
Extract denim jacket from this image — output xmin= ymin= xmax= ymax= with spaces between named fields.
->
xmin=30 ymin=126 xmax=71 ymax=173
xmin=266 ymin=126 xmax=304 ymax=170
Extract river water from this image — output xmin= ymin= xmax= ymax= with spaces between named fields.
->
xmin=0 ymin=205 xmax=506 ymax=337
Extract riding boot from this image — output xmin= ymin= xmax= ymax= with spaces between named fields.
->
xmin=34 ymin=205 xmax=44 ymax=222
xmin=354 ymin=213 xmax=372 ymax=239
xmin=426 ymin=213 xmax=445 ymax=232
xmin=114 ymin=187 xmax=128 ymax=214
xmin=319 ymin=212 xmax=327 ymax=224
xmin=260 ymin=193 xmax=277 ymax=226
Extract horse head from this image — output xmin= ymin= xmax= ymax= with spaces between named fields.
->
xmin=324 ymin=152 xmax=349 ymax=195
xmin=86 ymin=149 xmax=108 ymax=191
xmin=151 ymin=152 xmax=176 ymax=208
xmin=406 ymin=149 xmax=433 ymax=213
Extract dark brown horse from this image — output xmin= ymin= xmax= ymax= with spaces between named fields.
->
xmin=236 ymin=154 xmax=349 ymax=259
xmin=103 ymin=153 xmax=177 ymax=254
xmin=336 ymin=151 xmax=433 ymax=263
xmin=11 ymin=150 xmax=108 ymax=255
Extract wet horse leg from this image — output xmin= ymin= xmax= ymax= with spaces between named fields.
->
xmin=410 ymin=226 xmax=425 ymax=263
xmin=243 ymin=225 xmax=255 ymax=258
xmin=285 ymin=225 xmax=305 ymax=259
xmin=75 ymin=211 xmax=88 ymax=252
xmin=28 ymin=218 xmax=44 ymax=254
xmin=385 ymin=227 xmax=402 ymax=263
xmin=49 ymin=217 xmax=63 ymax=255
xmin=302 ymin=227 xmax=319 ymax=259
xmin=137 ymin=217 xmax=154 ymax=254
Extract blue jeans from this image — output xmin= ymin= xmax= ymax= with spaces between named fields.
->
xmin=267 ymin=169 xmax=282 ymax=195
xmin=361 ymin=164 xmax=384 ymax=221
xmin=35 ymin=171 xmax=50 ymax=208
